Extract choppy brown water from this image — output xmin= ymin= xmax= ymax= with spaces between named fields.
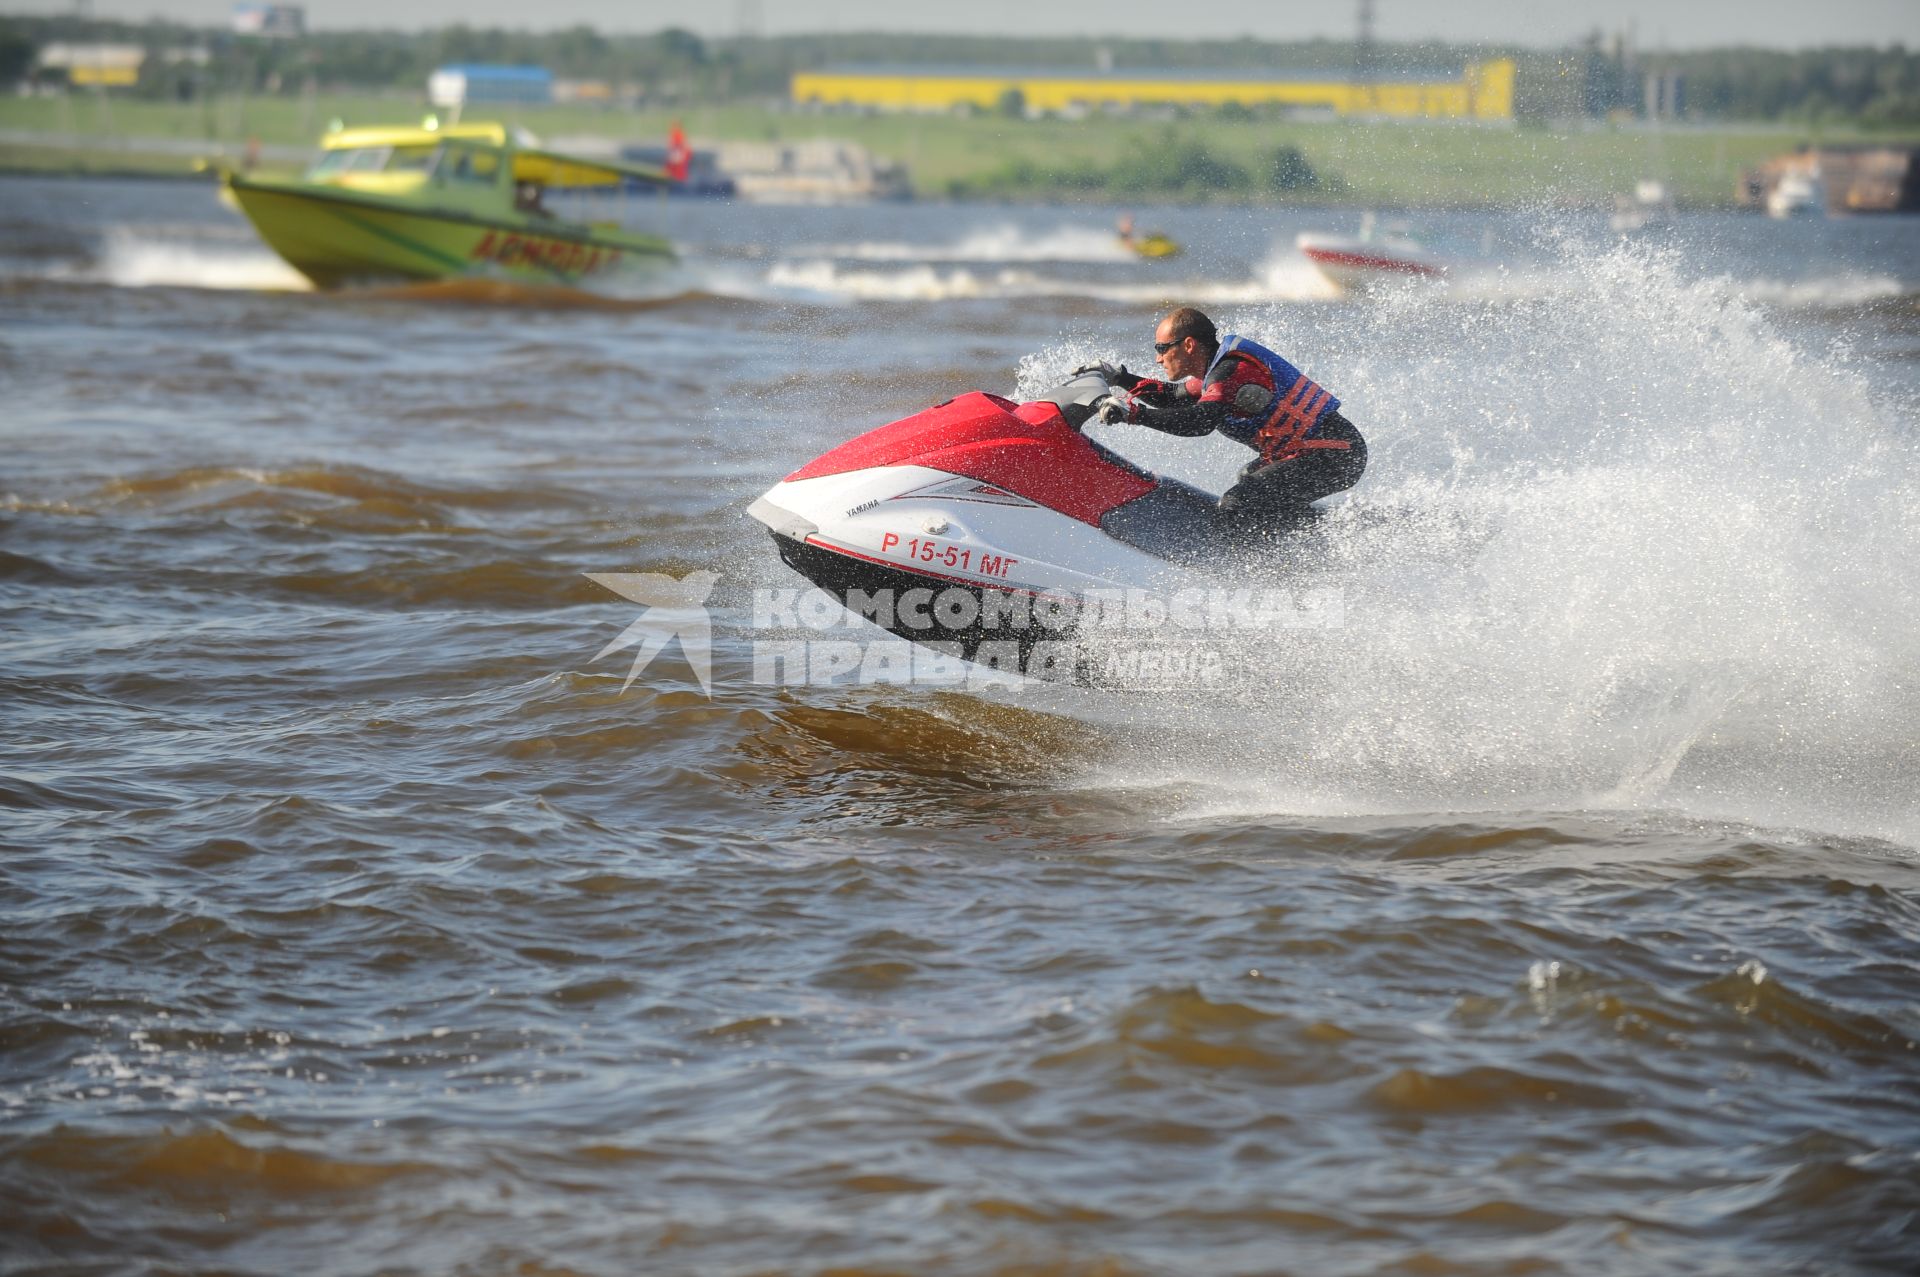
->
xmin=4 ymin=178 xmax=1920 ymax=1275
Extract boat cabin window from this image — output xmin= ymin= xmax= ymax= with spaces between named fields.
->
xmin=442 ymin=146 xmax=502 ymax=185
xmin=305 ymin=144 xmax=452 ymax=179
xmin=386 ymin=145 xmax=439 ymax=173
xmin=307 ymin=146 xmax=394 ymax=177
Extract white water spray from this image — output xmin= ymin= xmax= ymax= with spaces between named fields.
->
xmin=54 ymin=227 xmax=313 ymax=291
xmin=1035 ymin=235 xmax=1920 ymax=844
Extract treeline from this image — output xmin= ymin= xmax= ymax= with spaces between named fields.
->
xmin=953 ymin=135 xmax=1331 ymax=201
xmin=1510 ymin=36 xmax=1920 ymax=125
xmin=1665 ymin=46 xmax=1920 ymax=125
xmin=3 ymin=13 xmax=1917 ymax=126
xmin=0 ymin=16 xmax=1489 ymax=101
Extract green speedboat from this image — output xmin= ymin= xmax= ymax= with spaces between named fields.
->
xmin=222 ymin=121 xmax=676 ymax=290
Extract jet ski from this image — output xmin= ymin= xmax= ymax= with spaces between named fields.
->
xmin=748 ymin=371 xmax=1251 ymax=666
xmin=1129 ymin=232 xmax=1181 ymax=259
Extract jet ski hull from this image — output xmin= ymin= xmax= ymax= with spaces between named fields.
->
xmin=762 ymin=527 xmax=1081 ymax=662
xmin=749 ymin=384 xmax=1245 ymax=677
xmin=748 ymin=453 xmax=1194 ymax=660
xmin=746 ymin=377 xmax=1375 ymax=689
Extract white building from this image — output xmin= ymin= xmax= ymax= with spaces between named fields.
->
xmin=231 ymin=5 xmax=306 ymax=37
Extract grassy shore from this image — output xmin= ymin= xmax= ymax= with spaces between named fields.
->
xmin=0 ymin=141 xmax=222 ymax=178
xmin=4 ymin=92 xmax=1912 ymax=206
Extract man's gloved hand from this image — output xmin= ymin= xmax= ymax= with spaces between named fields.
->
xmin=1092 ymin=392 xmax=1134 ymax=425
xmin=1071 ymin=360 xmax=1130 ymax=384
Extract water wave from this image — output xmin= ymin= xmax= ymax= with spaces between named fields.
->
xmin=89 ymin=464 xmax=574 ymax=516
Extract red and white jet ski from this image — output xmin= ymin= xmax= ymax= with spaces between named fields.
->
xmin=747 ymin=372 xmax=1231 ymax=656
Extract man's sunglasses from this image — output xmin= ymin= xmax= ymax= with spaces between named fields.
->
xmin=1153 ymin=338 xmax=1184 ymax=354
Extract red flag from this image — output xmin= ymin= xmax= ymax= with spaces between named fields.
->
xmin=665 ymin=122 xmax=691 ymax=183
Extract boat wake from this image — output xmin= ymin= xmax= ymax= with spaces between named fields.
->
xmin=23 ymin=225 xmax=731 ymax=308
xmin=45 ymin=227 xmax=311 ymax=291
xmin=802 ymin=223 xmax=1136 ymax=263
xmin=20 ymin=218 xmax=1903 ymax=322
xmin=1732 ymin=272 xmax=1908 ymax=309
xmin=728 ymin=246 xmax=1340 ymax=306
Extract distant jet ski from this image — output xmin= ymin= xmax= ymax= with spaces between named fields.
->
xmin=1117 ymin=213 xmax=1180 ymax=259
xmin=748 ymin=372 xmax=1321 ymax=676
xmin=1129 ymin=232 xmax=1181 ymax=259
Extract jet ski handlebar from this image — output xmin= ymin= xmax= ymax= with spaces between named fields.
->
xmin=1025 ymin=369 xmax=1118 ymax=431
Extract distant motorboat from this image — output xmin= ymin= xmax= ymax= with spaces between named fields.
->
xmin=1611 ymin=179 xmax=1675 ymax=234
xmin=215 ymin=120 xmax=676 ymax=290
xmin=1296 ymin=212 xmax=1447 ymax=293
xmin=1767 ymin=169 xmax=1826 ymax=218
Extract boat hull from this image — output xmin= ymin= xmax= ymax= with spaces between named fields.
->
xmin=226 ymin=177 xmax=674 ymax=290
xmin=1296 ymin=232 xmax=1446 ymax=293
xmin=1766 ymin=177 xmax=1826 ymax=219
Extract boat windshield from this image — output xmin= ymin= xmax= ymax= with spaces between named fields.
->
xmin=308 ymin=146 xmax=389 ymax=177
xmin=306 ymin=144 xmax=441 ymax=179
xmin=386 ymin=145 xmax=439 ymax=173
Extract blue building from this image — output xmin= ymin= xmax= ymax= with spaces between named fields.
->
xmin=427 ymin=65 xmax=554 ymax=110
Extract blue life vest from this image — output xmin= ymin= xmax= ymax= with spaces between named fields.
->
xmin=1210 ymin=334 xmax=1341 ymax=454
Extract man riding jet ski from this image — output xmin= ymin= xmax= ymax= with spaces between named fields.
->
xmin=1082 ymin=306 xmax=1367 ymax=538
xmin=746 ymin=307 xmax=1361 ymax=669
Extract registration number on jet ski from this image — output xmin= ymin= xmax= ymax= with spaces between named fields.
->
xmin=879 ymin=532 xmax=1020 ymax=579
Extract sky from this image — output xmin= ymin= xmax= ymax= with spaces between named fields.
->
xmin=8 ymin=0 xmax=1918 ymax=50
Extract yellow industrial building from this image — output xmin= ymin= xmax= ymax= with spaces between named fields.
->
xmin=792 ymin=59 xmax=1515 ymax=122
